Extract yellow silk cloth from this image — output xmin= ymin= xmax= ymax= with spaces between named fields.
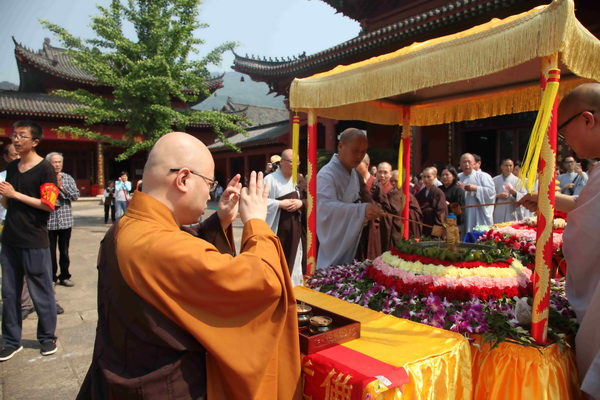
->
xmin=290 ymin=0 xmax=600 ymax=127
xmin=470 ymin=336 xmax=583 ymax=400
xmin=295 ymin=287 xmax=472 ymax=399
xmin=296 ymin=287 xmax=582 ymax=399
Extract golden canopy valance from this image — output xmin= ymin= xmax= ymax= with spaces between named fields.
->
xmin=290 ymin=0 xmax=600 ymax=125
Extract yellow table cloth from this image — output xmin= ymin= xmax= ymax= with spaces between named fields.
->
xmin=295 ymin=287 xmax=472 ymax=399
xmin=296 ymin=287 xmax=582 ymax=399
xmin=470 ymin=335 xmax=582 ymax=399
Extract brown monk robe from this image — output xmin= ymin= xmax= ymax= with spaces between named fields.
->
xmin=407 ymin=193 xmax=424 ymax=239
xmin=379 ymin=186 xmax=423 ymax=249
xmin=297 ymin=174 xmax=308 ymax=274
xmin=275 ymin=190 xmax=302 ymax=275
xmin=355 ymin=174 xmax=376 ymax=261
xmin=416 ymin=167 xmax=448 ymax=237
xmin=415 ymin=186 xmax=447 ymax=237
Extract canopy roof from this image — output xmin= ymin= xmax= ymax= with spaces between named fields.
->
xmin=290 ymin=0 xmax=600 ymax=126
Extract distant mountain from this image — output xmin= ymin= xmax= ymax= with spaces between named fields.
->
xmin=194 ymin=71 xmax=286 ymax=111
xmin=0 ymin=81 xmax=18 ymax=90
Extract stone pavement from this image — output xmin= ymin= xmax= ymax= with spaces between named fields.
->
xmin=0 ymin=198 xmax=242 ymax=400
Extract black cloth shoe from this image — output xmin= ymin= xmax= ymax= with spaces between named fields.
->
xmin=59 ymin=279 xmax=74 ymax=287
xmin=56 ymin=303 xmax=64 ymax=315
xmin=40 ymin=341 xmax=57 ymax=356
xmin=21 ymin=308 xmax=35 ymax=320
xmin=0 ymin=345 xmax=23 ymax=362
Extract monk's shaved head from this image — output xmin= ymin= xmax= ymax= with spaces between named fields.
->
xmin=422 ymin=167 xmax=437 ymax=177
xmin=281 ymin=149 xmax=293 ymax=159
xmin=339 ymin=128 xmax=366 ymax=144
xmin=279 ymin=148 xmax=294 ymax=178
xmin=558 ymin=83 xmax=600 ymax=159
xmin=378 ymin=162 xmax=392 ymax=172
xmin=559 ymin=83 xmax=600 ymax=117
xmin=142 ymin=132 xmax=215 ymax=224
xmin=337 ymin=128 xmax=368 ymax=172
xmin=143 ymin=132 xmax=213 ymax=193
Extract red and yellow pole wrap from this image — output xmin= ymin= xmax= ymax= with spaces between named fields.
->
xmin=306 ymin=111 xmax=318 ymax=276
xmin=401 ymin=107 xmax=411 ymax=239
xmin=530 ymin=55 xmax=560 ymax=344
xmin=292 ymin=115 xmax=300 ymax=185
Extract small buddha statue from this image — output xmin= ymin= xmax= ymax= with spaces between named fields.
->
xmin=443 ymin=213 xmax=460 ymax=253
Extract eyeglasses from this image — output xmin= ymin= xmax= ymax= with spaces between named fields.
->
xmin=282 ymin=158 xmax=300 ymax=165
xmin=557 ymin=110 xmax=595 ymax=140
xmin=10 ymin=133 xmax=32 ymax=141
xmin=169 ymin=168 xmax=218 ymax=192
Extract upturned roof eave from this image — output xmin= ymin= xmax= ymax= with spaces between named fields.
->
xmin=232 ymin=0 xmax=534 ymax=78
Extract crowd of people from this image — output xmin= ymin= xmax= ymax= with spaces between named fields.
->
xmin=0 ymin=82 xmax=598 ymax=399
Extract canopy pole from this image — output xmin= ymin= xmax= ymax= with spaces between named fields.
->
xmin=401 ymin=107 xmax=412 ymax=239
xmin=306 ymin=110 xmax=318 ymax=277
xmin=291 ymin=114 xmax=300 ymax=185
xmin=531 ymin=54 xmax=560 ymax=345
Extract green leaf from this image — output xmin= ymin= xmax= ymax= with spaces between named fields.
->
xmin=40 ymin=0 xmax=246 ymax=160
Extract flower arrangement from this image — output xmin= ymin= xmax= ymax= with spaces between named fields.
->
xmin=394 ymin=238 xmax=512 ymax=263
xmin=522 ymin=216 xmax=567 ymax=229
xmin=368 ymin=253 xmax=532 ymax=302
xmin=306 ymin=261 xmax=578 ymax=349
xmin=478 ymin=224 xmax=565 ymax=276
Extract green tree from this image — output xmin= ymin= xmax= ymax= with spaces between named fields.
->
xmin=41 ymin=0 xmax=250 ymax=160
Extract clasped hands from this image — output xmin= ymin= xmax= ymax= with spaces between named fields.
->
xmin=217 ymin=172 xmax=271 ymax=227
xmin=279 ymin=198 xmax=302 ymax=212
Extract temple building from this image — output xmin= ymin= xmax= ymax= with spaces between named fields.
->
xmin=208 ymin=98 xmax=290 ymax=183
xmin=0 ymin=38 xmax=224 ymax=195
xmin=232 ymin=0 xmax=600 ymax=174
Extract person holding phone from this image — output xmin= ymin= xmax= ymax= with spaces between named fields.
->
xmin=558 ymin=156 xmax=588 ymax=196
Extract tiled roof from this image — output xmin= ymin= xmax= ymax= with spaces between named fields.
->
xmin=208 ymin=121 xmax=288 ymax=152
xmin=15 ymin=38 xmax=96 ymax=84
xmin=14 ymin=37 xmax=224 ymax=92
xmin=233 ymin=0 xmax=532 ymax=87
xmin=220 ymin=98 xmax=289 ymax=126
xmin=0 ymin=90 xmax=212 ymax=127
xmin=0 ymin=90 xmax=85 ymax=118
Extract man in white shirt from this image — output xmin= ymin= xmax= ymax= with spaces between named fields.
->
xmin=557 ymin=156 xmax=588 ymax=196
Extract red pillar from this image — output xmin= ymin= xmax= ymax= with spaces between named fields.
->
xmin=402 ymin=107 xmax=412 ymax=239
xmin=307 ymin=111 xmax=318 ymax=276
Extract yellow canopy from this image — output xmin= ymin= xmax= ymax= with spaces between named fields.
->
xmin=289 ymin=0 xmax=600 ymax=126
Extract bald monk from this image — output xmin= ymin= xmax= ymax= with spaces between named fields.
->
xmin=316 ymin=128 xmax=385 ymax=268
xmin=78 ymin=132 xmax=301 ymax=399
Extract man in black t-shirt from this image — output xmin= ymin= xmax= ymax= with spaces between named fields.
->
xmin=0 ymin=120 xmax=59 ymax=362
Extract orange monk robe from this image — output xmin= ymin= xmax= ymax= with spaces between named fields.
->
xmin=115 ymin=192 xmax=301 ymax=400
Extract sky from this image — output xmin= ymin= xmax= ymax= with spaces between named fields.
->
xmin=0 ymin=0 xmax=360 ymax=85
